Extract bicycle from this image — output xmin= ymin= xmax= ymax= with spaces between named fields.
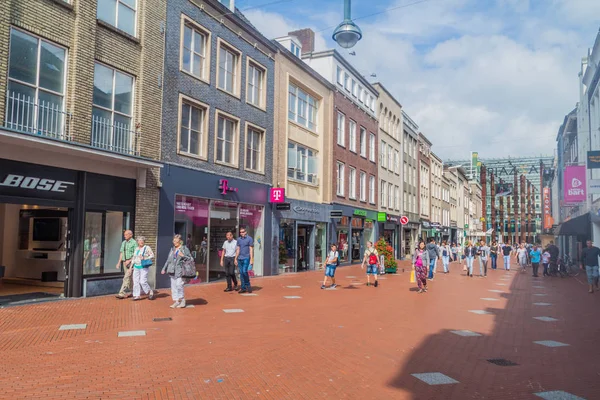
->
xmin=557 ymin=255 xmax=579 ymax=277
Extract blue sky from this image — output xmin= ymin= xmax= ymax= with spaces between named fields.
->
xmin=242 ymin=0 xmax=600 ymax=159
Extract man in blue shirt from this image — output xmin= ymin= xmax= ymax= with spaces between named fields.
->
xmin=235 ymin=227 xmax=254 ymax=294
xmin=530 ymin=244 xmax=542 ymax=277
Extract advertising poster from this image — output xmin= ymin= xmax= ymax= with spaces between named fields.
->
xmin=563 ymin=165 xmax=586 ymax=203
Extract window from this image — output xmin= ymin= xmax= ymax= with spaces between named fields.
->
xmin=381 ymin=180 xmax=387 ymax=207
xmin=179 ymin=98 xmax=206 ymax=157
xmin=246 ymin=126 xmax=263 ymax=172
xmin=349 ymin=120 xmax=357 ymax=152
xmin=337 ymin=162 xmax=345 ymax=196
xmin=351 ymin=80 xmax=357 ymax=97
xmin=287 ymin=142 xmax=317 ymax=184
xmin=369 ymin=133 xmax=375 ymax=161
xmin=369 ymin=176 xmax=375 ymax=204
xmin=381 ymin=141 xmax=387 ymax=167
xmin=218 ymin=41 xmax=240 ymax=95
xmin=395 ymin=186 xmax=400 ymax=210
xmin=290 ymin=42 xmax=301 ymax=57
xmin=182 ymin=21 xmax=208 ymax=80
xmin=216 ymin=113 xmax=237 ymax=165
xmin=349 ymin=168 xmax=356 ymax=199
xmin=360 ymin=172 xmax=366 ymax=201
xmin=394 ymin=150 xmax=400 ymax=174
xmin=97 ymin=0 xmax=137 ymax=36
xmin=247 ymin=61 xmax=265 ymax=108
xmin=288 ymin=84 xmax=317 ymax=131
xmin=387 ymin=144 xmax=393 ymax=170
xmin=6 ymin=29 xmax=67 ymax=138
xmin=358 ymin=86 xmax=364 ymax=103
xmin=337 ymin=112 xmax=345 ymax=146
xmin=344 ymin=73 xmax=350 ymax=90
xmin=360 ymin=127 xmax=366 ymax=157
xmin=92 ymin=63 xmax=134 ymax=153
xmin=336 ymin=66 xmax=343 ymax=84
xmin=388 ymin=183 xmax=394 ymax=209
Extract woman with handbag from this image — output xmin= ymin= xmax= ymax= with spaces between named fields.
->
xmin=132 ymin=236 xmax=155 ymax=301
xmin=162 ymin=234 xmax=193 ymax=308
xmin=413 ymin=241 xmax=430 ymax=293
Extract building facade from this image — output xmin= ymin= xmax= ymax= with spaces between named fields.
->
xmin=373 ymin=82 xmax=402 ymax=258
xmin=303 ymin=44 xmax=379 ymax=265
xmin=156 ymin=0 xmax=277 ymax=286
xmin=441 ymin=175 xmax=451 ymax=242
xmin=418 ymin=133 xmax=432 ymax=241
xmin=402 ymin=111 xmax=420 ymax=256
xmin=444 ymin=166 xmax=459 ymax=243
xmin=271 ymin=31 xmax=335 ymax=273
xmin=430 ymin=152 xmax=443 ymax=240
xmin=0 ymin=0 xmax=164 ymax=298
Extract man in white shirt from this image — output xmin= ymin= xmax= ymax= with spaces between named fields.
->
xmin=221 ymin=231 xmax=238 ymax=292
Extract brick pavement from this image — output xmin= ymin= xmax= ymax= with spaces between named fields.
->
xmin=0 ymin=259 xmax=599 ymax=400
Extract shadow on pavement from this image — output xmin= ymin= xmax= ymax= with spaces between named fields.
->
xmin=186 ymin=298 xmax=208 ymax=306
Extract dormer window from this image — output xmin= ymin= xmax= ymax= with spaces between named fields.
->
xmin=290 ymin=42 xmax=301 ymax=57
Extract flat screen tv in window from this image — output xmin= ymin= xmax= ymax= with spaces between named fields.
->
xmin=32 ymin=218 xmax=61 ymax=242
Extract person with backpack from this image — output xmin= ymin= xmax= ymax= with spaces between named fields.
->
xmin=161 ymin=234 xmax=193 ymax=308
xmin=361 ymin=241 xmax=380 ymax=287
xmin=440 ymin=240 xmax=452 ymax=273
xmin=426 ymin=238 xmax=440 ymax=280
xmin=322 ymin=244 xmax=340 ymax=289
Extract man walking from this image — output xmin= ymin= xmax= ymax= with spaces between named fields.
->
xmin=501 ymin=242 xmax=512 ymax=271
xmin=581 ymin=240 xmax=600 ymax=294
xmin=546 ymin=241 xmax=560 ymax=275
xmin=477 ymin=241 xmax=490 ymax=277
xmin=530 ymin=244 xmax=542 ymax=277
xmin=220 ymin=231 xmax=238 ymax=292
xmin=235 ymin=227 xmax=254 ymax=294
xmin=426 ymin=238 xmax=440 ymax=280
xmin=115 ymin=230 xmax=136 ymax=299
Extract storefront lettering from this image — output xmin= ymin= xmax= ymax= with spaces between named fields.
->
xmin=175 ymin=201 xmax=195 ymax=211
xmin=218 ymin=179 xmax=239 ymax=195
xmin=293 ymin=206 xmax=319 ymax=214
xmin=0 ymin=174 xmax=74 ymax=193
xmin=353 ymin=209 xmax=367 ymax=217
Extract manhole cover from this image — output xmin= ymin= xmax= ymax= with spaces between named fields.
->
xmin=487 ymin=358 xmax=518 ymax=366
xmin=153 ymin=317 xmax=173 ymax=322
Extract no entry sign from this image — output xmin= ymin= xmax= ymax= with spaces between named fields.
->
xmin=400 ymin=216 xmax=409 ymax=225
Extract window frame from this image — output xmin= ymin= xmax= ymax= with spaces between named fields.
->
xmin=359 ymin=127 xmax=366 ymax=157
xmin=287 ymin=141 xmax=318 ymax=185
xmin=216 ymin=38 xmax=242 ymax=98
xmin=245 ymin=122 xmax=265 ymax=174
xmin=288 ymin=82 xmax=319 ymax=132
xmin=336 ymin=162 xmax=345 ymax=196
xmin=369 ymin=133 xmax=376 ymax=162
xmin=177 ymin=94 xmax=209 ymax=160
xmin=381 ymin=180 xmax=386 ymax=208
xmin=387 ymin=144 xmax=393 ymax=170
xmin=246 ymin=56 xmax=267 ymax=110
xmin=381 ymin=140 xmax=387 ymax=168
xmin=214 ymin=109 xmax=240 ymax=167
xmin=349 ymin=119 xmax=357 ymax=153
xmin=369 ymin=175 xmax=375 ymax=204
xmin=92 ymin=61 xmax=135 ymax=135
xmin=337 ymin=111 xmax=346 ymax=147
xmin=349 ymin=167 xmax=356 ymax=199
xmin=336 ymin=66 xmax=343 ymax=85
xmin=180 ymin=15 xmax=211 ymax=83
xmin=359 ymin=171 xmax=366 ymax=202
xmin=97 ymin=0 xmax=138 ymax=37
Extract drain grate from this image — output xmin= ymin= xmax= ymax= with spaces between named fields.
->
xmin=487 ymin=358 xmax=518 ymax=367
xmin=153 ymin=317 xmax=173 ymax=322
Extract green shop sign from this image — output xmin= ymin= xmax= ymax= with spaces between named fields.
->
xmin=464 ymin=224 xmax=469 ymax=229
xmin=353 ymin=209 xmax=367 ymax=217
xmin=377 ymin=212 xmax=387 ymax=222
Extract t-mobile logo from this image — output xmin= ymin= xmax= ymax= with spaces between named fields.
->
xmin=219 ymin=179 xmax=238 ymax=195
xmin=269 ymin=188 xmax=285 ymax=203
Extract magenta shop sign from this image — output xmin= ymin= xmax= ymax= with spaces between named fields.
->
xmin=269 ymin=188 xmax=285 ymax=203
xmin=219 ymin=179 xmax=238 ymax=195
xmin=564 ymin=165 xmax=586 ymax=203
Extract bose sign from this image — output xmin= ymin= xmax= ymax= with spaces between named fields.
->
xmin=0 ymin=174 xmax=75 ymax=193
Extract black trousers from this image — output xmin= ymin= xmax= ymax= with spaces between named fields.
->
xmin=532 ymin=262 xmax=539 ymax=277
xmin=224 ymin=257 xmax=238 ymax=288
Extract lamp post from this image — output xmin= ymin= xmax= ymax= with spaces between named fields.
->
xmin=333 ymin=0 xmax=362 ymax=49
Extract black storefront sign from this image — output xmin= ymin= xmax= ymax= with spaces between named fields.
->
xmin=588 ymin=151 xmax=600 ymax=169
xmin=387 ymin=215 xmax=400 ymax=224
xmin=330 ymin=210 xmax=343 ymax=218
xmin=276 ymin=203 xmax=291 ymax=211
xmin=422 ymin=221 xmax=431 ymax=229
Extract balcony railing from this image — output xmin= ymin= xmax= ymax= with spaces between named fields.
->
xmin=4 ymin=90 xmax=73 ymax=141
xmin=91 ymin=115 xmax=140 ymax=157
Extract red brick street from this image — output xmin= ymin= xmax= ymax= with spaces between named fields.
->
xmin=1 ymin=259 xmax=599 ymax=400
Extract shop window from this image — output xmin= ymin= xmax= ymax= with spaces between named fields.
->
xmin=174 ymin=195 xmax=209 ymax=281
xmin=336 ymin=216 xmax=350 ymax=263
xmin=239 ymin=204 xmax=264 ymax=277
xmin=83 ymin=210 xmax=130 ymax=276
xmin=279 ymin=219 xmax=295 ymax=271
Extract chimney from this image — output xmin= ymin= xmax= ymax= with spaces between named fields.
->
xmin=288 ymin=28 xmax=314 ymax=54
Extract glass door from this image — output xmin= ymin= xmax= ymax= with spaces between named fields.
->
xmin=209 ymin=201 xmax=238 ymax=282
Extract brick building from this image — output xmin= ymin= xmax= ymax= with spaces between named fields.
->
xmin=0 ymin=0 xmax=164 ymax=298
xmin=402 ymin=111 xmax=420 ymax=256
xmin=302 ymin=43 xmax=379 ymax=265
xmin=156 ymin=0 xmax=277 ymax=286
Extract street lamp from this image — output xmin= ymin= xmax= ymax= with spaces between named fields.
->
xmin=332 ymin=0 xmax=362 ymax=49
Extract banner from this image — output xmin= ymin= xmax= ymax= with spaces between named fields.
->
xmin=495 ymin=183 xmax=513 ymax=197
xmin=563 ymin=165 xmax=586 ymax=203
xmin=542 ymin=187 xmax=552 ymax=229
xmin=587 ymin=151 xmax=600 ymax=169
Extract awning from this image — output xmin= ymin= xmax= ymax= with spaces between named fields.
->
xmin=558 ymin=212 xmax=591 ymax=237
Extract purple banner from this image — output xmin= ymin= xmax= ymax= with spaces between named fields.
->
xmin=564 ymin=165 xmax=586 ymax=203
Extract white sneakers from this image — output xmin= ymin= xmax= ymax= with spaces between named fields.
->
xmin=176 ymin=299 xmax=186 ymax=308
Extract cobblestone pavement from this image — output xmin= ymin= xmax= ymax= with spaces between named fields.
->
xmin=0 ymin=259 xmax=599 ymax=400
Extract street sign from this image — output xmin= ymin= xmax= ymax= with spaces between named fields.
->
xmin=330 ymin=210 xmax=343 ymax=218
xmin=275 ymin=203 xmax=291 ymax=211
xmin=400 ymin=215 xmax=409 ymax=225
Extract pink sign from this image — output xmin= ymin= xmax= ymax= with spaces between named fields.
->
xmin=269 ymin=188 xmax=285 ymax=203
xmin=564 ymin=165 xmax=586 ymax=203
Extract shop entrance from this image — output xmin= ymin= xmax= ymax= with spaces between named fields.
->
xmin=0 ymin=203 xmax=69 ymax=306
xmin=296 ymin=224 xmax=313 ymax=271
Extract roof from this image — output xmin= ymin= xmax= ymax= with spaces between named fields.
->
xmin=372 ymin=82 xmax=402 ymax=109
xmin=272 ymin=40 xmax=335 ymax=91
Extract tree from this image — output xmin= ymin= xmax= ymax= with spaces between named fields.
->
xmin=375 ymin=237 xmax=397 ymax=273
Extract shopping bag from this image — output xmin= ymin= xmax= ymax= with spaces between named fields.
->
xmin=410 ymin=270 xmax=416 ymax=283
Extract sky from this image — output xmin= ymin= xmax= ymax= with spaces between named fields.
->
xmin=239 ymin=0 xmax=600 ymax=161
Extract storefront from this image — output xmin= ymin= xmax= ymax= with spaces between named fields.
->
xmin=0 ymin=158 xmax=144 ymax=298
xmin=157 ymin=165 xmax=272 ymax=287
xmin=331 ymin=205 xmax=378 ymax=265
xmin=273 ymin=199 xmax=330 ymax=274
xmin=421 ymin=220 xmax=432 ymax=242
xmin=379 ymin=213 xmax=401 ymax=259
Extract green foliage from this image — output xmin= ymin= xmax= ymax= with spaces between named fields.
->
xmin=375 ymin=237 xmax=397 ymax=271
xmin=279 ymin=241 xmax=287 ymax=264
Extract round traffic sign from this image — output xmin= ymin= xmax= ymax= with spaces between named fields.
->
xmin=400 ymin=216 xmax=409 ymax=225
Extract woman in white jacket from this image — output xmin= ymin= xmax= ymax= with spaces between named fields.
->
xmin=131 ymin=236 xmax=155 ymax=301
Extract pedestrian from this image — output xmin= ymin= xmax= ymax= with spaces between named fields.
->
xmin=131 ymin=236 xmax=155 ymax=301
xmin=186 ymin=234 xmax=193 ymax=250
xmin=426 ymin=238 xmax=440 ymax=280
xmin=490 ymin=241 xmax=498 ymax=270
xmin=581 ymin=240 xmax=600 ymax=294
xmin=546 ymin=241 xmax=560 ymax=275
xmin=440 ymin=240 xmax=452 ymax=273
xmin=501 ymin=242 xmax=512 ymax=270
xmin=464 ymin=241 xmax=477 ymax=277
xmin=235 ymin=227 xmax=254 ymax=294
xmin=413 ymin=241 xmax=430 ymax=293
xmin=322 ymin=244 xmax=339 ymax=289
xmin=542 ymin=248 xmax=551 ymax=276
xmin=361 ymin=241 xmax=380 ymax=287
xmin=161 ymin=234 xmax=193 ymax=308
xmin=451 ymin=242 xmax=458 ymax=262
xmin=516 ymin=243 xmax=528 ymax=273
xmin=477 ymin=241 xmax=489 ymax=277
xmin=220 ymin=231 xmax=239 ymax=292
xmin=530 ymin=244 xmax=542 ymax=277
xmin=115 ymin=230 xmax=136 ymax=299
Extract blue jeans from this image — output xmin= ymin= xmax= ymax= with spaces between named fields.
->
xmin=585 ymin=265 xmax=599 ymax=285
xmin=466 ymin=256 xmax=474 ymax=275
xmin=238 ymin=258 xmax=251 ymax=290
xmin=491 ymin=255 xmax=497 ymax=269
xmin=428 ymin=257 xmax=437 ymax=279
xmin=503 ymin=255 xmax=510 ymax=270
xmin=442 ymin=256 xmax=450 ymax=272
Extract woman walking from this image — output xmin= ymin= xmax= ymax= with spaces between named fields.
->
xmin=132 ymin=236 xmax=155 ymax=301
xmin=464 ymin=241 xmax=477 ymax=278
xmin=451 ymin=242 xmax=458 ymax=262
xmin=413 ymin=241 xmax=430 ymax=293
xmin=516 ymin=243 xmax=528 ymax=273
xmin=161 ymin=234 xmax=193 ymax=308
xmin=441 ymin=240 xmax=452 ymax=273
